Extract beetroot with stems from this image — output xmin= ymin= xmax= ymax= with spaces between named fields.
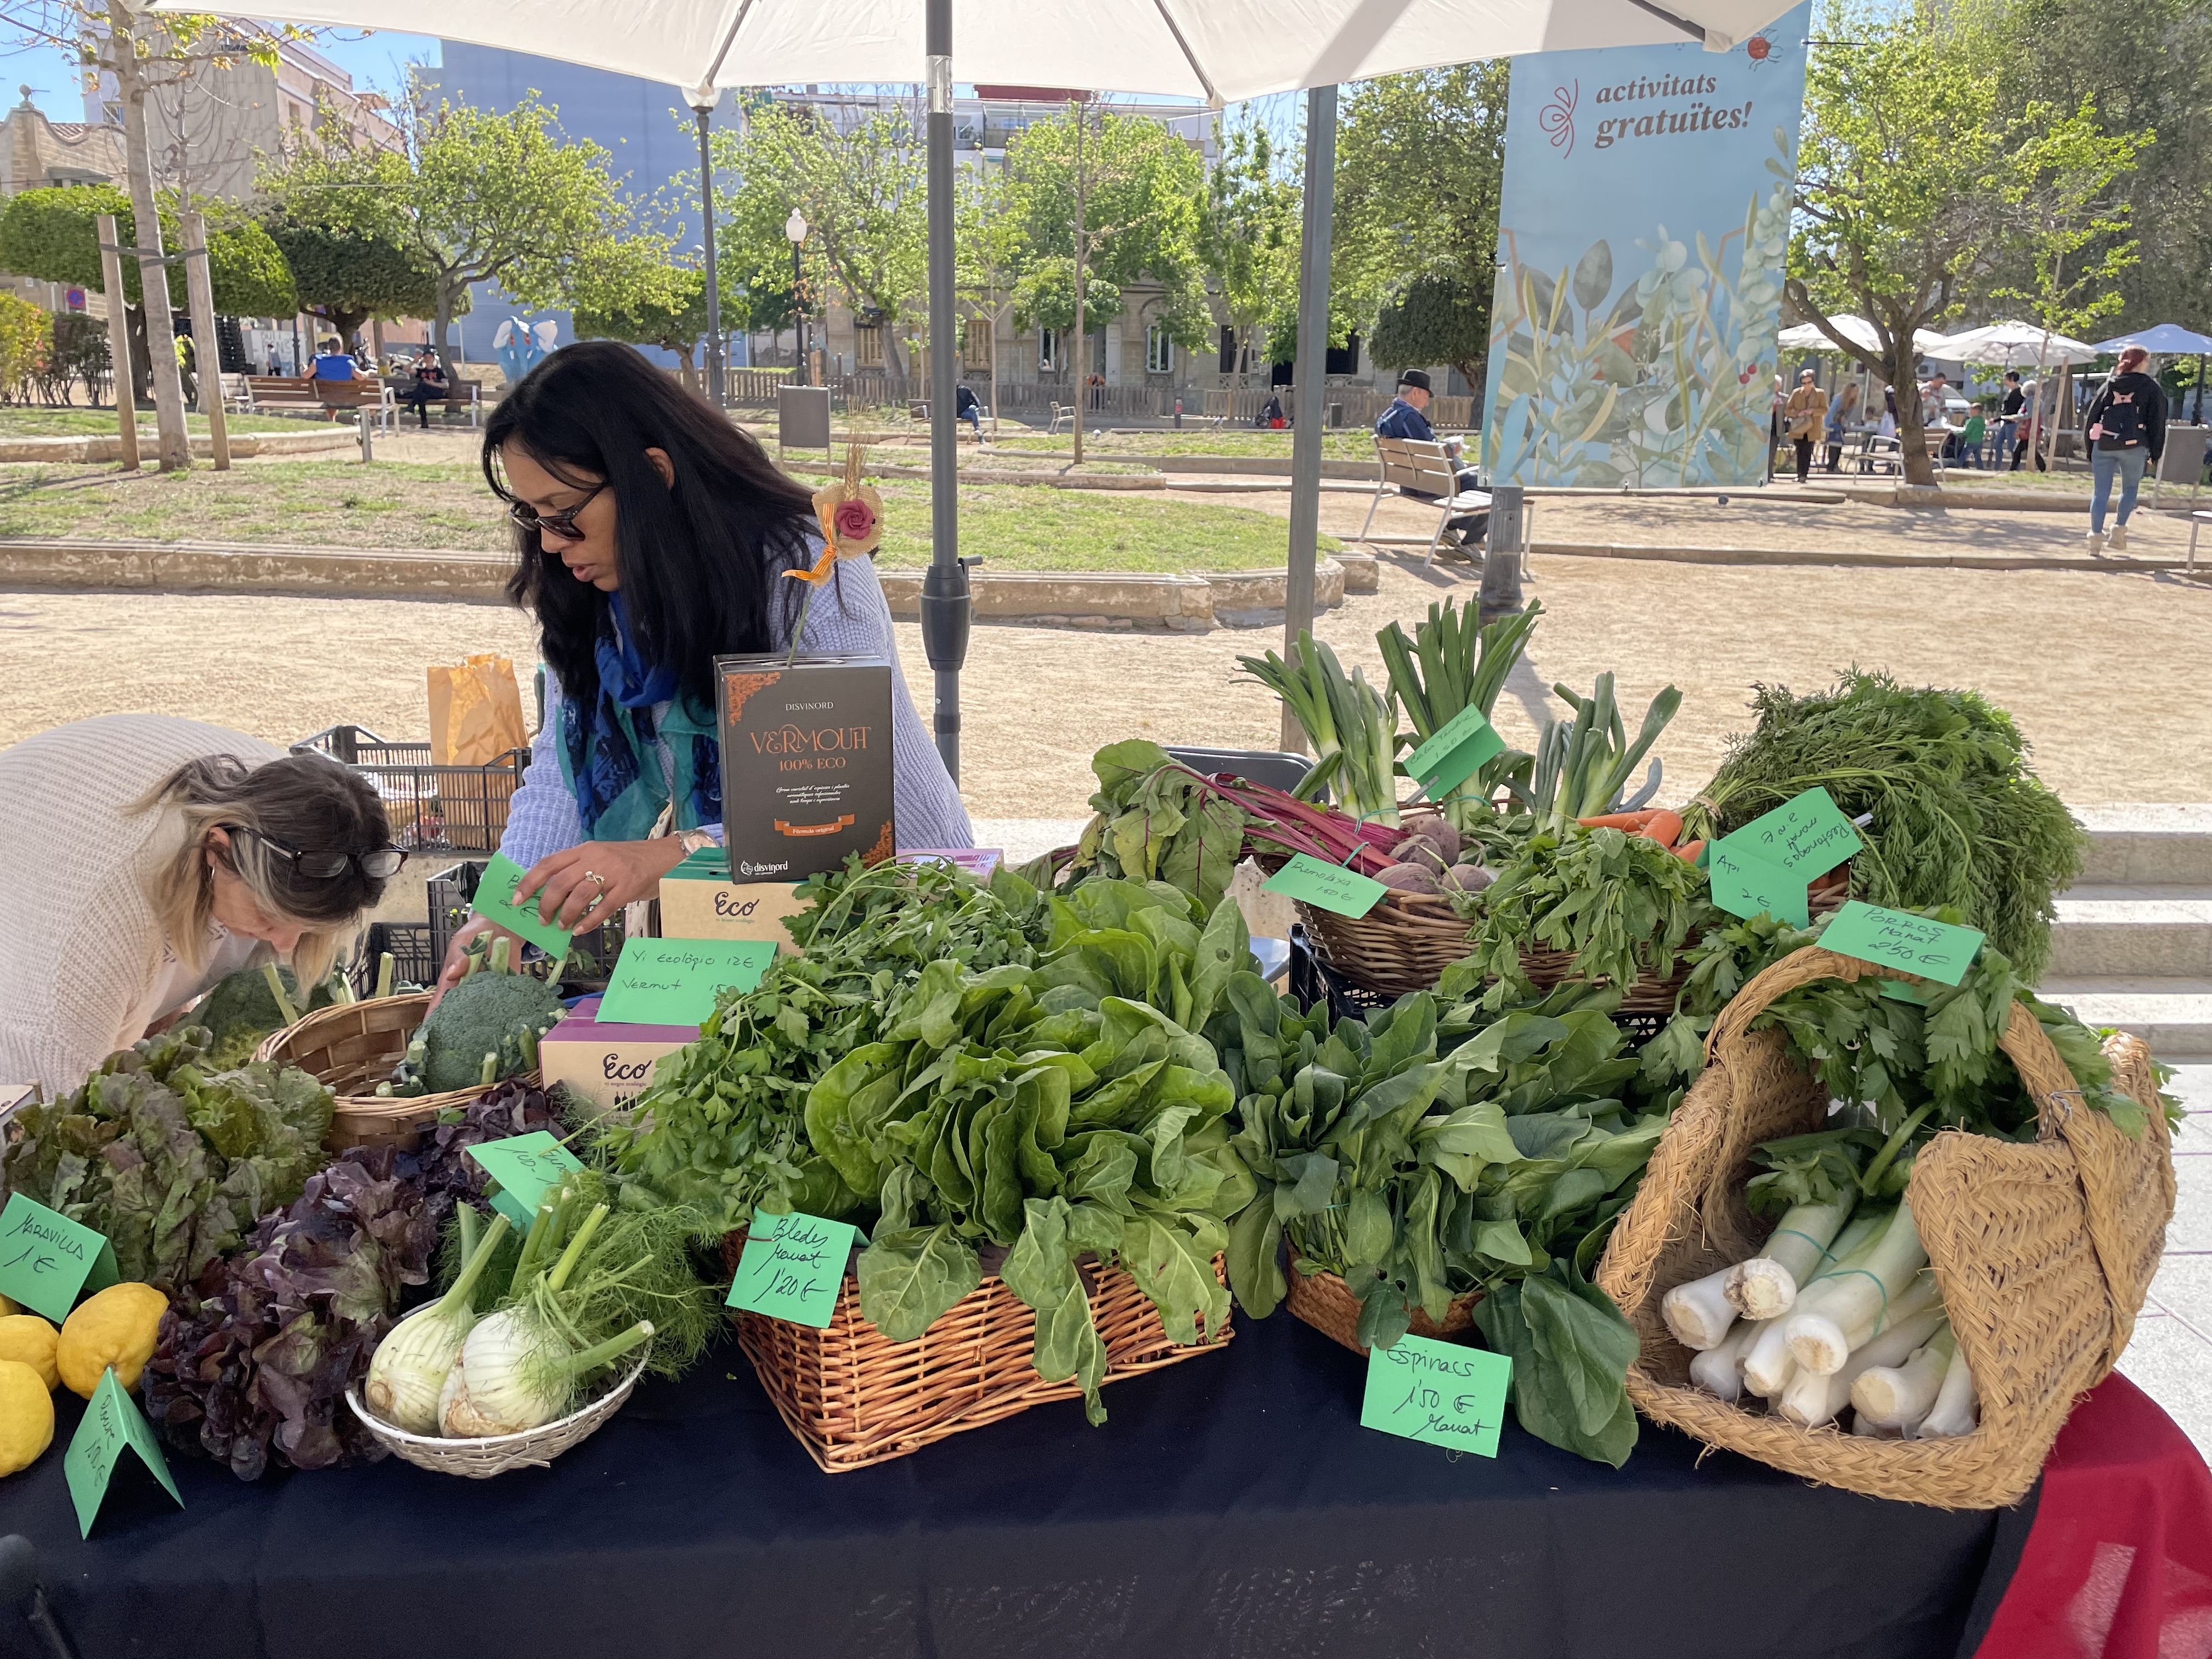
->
xmin=1440 ymin=863 xmax=1495 ymax=896
xmin=1375 ymin=862 xmax=1443 ymax=893
xmin=1397 ymin=815 xmax=1461 ymax=866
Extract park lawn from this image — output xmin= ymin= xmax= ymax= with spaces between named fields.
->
xmin=0 ymin=458 xmax=1325 ymax=572
xmin=0 ymin=407 xmax=313 ymax=438
xmin=981 ymin=428 xmax=1380 ymax=461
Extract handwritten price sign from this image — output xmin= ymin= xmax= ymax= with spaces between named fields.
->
xmin=466 ymin=1131 xmax=585 ymax=1229
xmin=725 ymin=1210 xmax=857 ymax=1328
xmin=64 ymin=1368 xmax=180 ymax=1537
xmin=0 ymin=1194 xmax=118 ymax=1322
xmin=1404 ymin=704 xmax=1506 ymax=802
xmin=1361 ymin=1333 xmax=1513 ymax=1458
xmin=1262 ymin=853 xmax=1390 ymax=919
xmin=1820 ymin=900 xmax=1985 ymax=987
xmin=1706 ymin=837 xmax=1810 ymax=928
xmin=596 ymin=937 xmax=775 ymax=1028
xmin=1729 ymin=787 xmax=1864 ymax=879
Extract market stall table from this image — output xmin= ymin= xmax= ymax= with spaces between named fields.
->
xmin=0 ymin=1314 xmax=2013 ymax=1659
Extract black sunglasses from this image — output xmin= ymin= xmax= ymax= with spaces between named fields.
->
xmin=227 ymin=826 xmax=407 ymax=882
xmin=509 ymin=479 xmax=607 ymax=542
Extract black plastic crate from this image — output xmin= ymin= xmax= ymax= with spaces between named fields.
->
xmin=427 ymin=860 xmax=624 ymax=994
xmin=292 ymin=724 xmax=530 ymax=855
xmin=354 ymin=921 xmax=436 ymax=995
xmin=1288 ymin=929 xmax=1396 ymax=1022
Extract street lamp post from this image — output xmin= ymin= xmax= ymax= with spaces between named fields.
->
xmin=686 ymin=84 xmax=725 ymax=407
xmin=785 ymin=210 xmax=808 ymax=385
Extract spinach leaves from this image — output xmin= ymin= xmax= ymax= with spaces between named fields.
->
xmin=1214 ymin=983 xmax=1664 ymax=1465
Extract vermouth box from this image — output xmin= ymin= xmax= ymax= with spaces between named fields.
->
xmin=714 ymin=653 xmax=894 ymax=881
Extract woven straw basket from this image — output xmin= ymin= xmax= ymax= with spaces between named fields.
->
xmin=1251 ymin=849 xmax=1471 ymax=997
xmin=1597 ymin=946 xmax=2175 ymax=1509
xmin=721 ymin=1232 xmax=1234 ymax=1472
xmin=1284 ymin=1259 xmax=1480 ymax=1355
xmin=257 ymin=994 xmax=539 ymax=1150
xmin=343 ymin=1350 xmax=650 ymax=1477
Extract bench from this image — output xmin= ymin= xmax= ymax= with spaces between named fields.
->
xmin=389 ymin=376 xmax=485 ymax=430
xmin=1047 ymin=402 xmax=1073 ymax=435
xmin=1358 ymin=436 xmax=1491 ymax=566
xmin=241 ymin=374 xmax=394 ymax=427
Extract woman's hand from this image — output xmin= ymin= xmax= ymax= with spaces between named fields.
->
xmin=431 ymin=915 xmax=523 ymax=1009
xmin=517 ymin=839 xmax=686 ymax=932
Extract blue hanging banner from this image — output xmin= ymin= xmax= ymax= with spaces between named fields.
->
xmin=1481 ymin=5 xmax=1814 ymax=488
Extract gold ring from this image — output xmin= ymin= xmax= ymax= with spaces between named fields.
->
xmin=582 ymin=870 xmax=607 ymax=889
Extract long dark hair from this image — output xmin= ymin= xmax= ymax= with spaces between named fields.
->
xmin=484 ymin=341 xmax=818 ymax=712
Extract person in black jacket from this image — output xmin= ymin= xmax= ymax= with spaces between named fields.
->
xmin=2083 ymin=344 xmax=2167 ymax=553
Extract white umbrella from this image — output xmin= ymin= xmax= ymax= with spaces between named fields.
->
xmin=174 ymin=0 xmax=1803 ymax=770
xmin=1923 ymin=320 xmax=2098 ymax=368
xmin=1778 ymin=315 xmax=1948 ymax=356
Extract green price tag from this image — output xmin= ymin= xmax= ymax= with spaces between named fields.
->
xmin=0 ymin=1193 xmax=119 ymax=1323
xmin=64 ymin=1368 xmax=182 ymax=1538
xmin=1706 ymin=837 xmax=1810 ymax=928
xmin=725 ymin=1210 xmax=857 ymax=1328
xmin=1360 ymin=1333 xmax=1512 ymax=1458
xmin=1820 ymin=900 xmax=1985 ymax=987
xmin=466 ymin=1131 xmax=585 ymax=1229
xmin=1729 ymin=787 xmax=1865 ymax=879
xmin=1404 ymin=706 xmax=1506 ymax=800
xmin=469 ymin=852 xmax=580 ymax=959
xmin=596 ymin=938 xmax=775 ymax=1028
xmin=1262 ymin=853 xmax=1390 ymax=919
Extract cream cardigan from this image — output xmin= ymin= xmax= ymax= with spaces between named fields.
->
xmin=0 ymin=715 xmax=282 ymax=1097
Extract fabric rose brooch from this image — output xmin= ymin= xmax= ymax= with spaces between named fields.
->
xmin=784 ymin=442 xmax=884 ymax=661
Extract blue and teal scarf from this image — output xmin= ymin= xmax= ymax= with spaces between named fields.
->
xmin=557 ymin=591 xmax=721 ymax=840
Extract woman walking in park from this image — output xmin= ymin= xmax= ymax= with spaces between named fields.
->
xmin=2084 ymin=345 xmax=2166 ymax=553
xmin=1785 ymin=369 xmax=1826 ymax=482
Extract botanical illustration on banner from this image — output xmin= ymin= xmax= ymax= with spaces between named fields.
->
xmin=1481 ymin=6 xmax=1812 ymax=488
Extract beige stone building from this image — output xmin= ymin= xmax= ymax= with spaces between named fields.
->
xmin=0 ymin=91 xmax=125 ymax=320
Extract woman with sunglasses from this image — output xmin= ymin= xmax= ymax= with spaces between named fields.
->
xmin=0 ymin=715 xmax=399 ymax=1095
xmin=438 ymin=341 xmax=968 ymax=992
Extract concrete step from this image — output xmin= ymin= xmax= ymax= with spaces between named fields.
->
xmin=2075 ymin=807 xmax=2212 ymax=885
xmin=2047 ymin=887 xmax=2212 ymax=978
xmin=2038 ymin=978 xmax=2212 ymax=1060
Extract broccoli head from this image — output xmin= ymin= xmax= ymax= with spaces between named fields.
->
xmin=196 ymin=965 xmax=346 ymax=1068
xmin=406 ymin=969 xmax=567 ymax=1094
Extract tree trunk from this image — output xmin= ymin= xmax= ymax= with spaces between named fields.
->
xmin=432 ymin=280 xmax=458 ymax=365
xmin=109 ymin=1 xmax=190 ymax=472
xmin=125 ymin=304 xmax=151 ymax=406
xmin=1886 ymin=345 xmax=1936 ymax=488
xmin=1071 ymin=104 xmax=1086 ymax=466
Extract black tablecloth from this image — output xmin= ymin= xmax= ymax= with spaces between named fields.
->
xmin=0 ymin=1313 xmax=2022 ymax=1659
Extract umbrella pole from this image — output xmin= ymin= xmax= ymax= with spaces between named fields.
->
xmin=918 ymin=0 xmax=969 ymax=783
xmin=1280 ymin=81 xmax=1336 ymax=754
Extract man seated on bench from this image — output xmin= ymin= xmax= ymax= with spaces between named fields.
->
xmin=309 ymin=338 xmax=361 ymax=383
xmin=1376 ymin=369 xmax=1486 ymax=553
xmin=955 ymin=380 xmax=986 ymax=442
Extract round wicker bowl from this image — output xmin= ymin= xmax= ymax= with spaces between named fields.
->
xmin=255 ymin=994 xmax=541 ymax=1151
xmin=1285 ymin=1260 xmax=1481 ymax=1356
xmin=345 ymin=1348 xmax=650 ymax=1478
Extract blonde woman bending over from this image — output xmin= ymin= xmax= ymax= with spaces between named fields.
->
xmin=0 ymin=715 xmax=400 ymax=1096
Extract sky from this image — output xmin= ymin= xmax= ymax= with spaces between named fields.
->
xmin=0 ymin=25 xmax=440 ymax=122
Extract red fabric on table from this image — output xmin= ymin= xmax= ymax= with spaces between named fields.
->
xmin=1974 ymin=1372 xmax=2212 ymax=1659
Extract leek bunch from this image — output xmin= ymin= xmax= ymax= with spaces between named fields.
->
xmin=1522 ymin=673 xmax=1681 ymax=831
xmin=1235 ymin=631 xmax=1400 ymax=830
xmin=1377 ymin=600 xmax=1542 ymax=832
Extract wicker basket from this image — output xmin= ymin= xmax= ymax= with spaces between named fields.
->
xmin=1284 ymin=1259 xmax=1481 ymax=1355
xmin=1250 ymin=849 xmax=1470 ymax=997
xmin=256 ymin=994 xmax=539 ymax=1151
xmin=1596 ymin=946 xmax=2175 ymax=1509
xmin=721 ymin=1232 xmax=1235 ymax=1472
xmin=343 ymin=1350 xmax=649 ymax=1477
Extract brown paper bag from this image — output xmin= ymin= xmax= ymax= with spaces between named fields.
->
xmin=428 ymin=654 xmax=529 ymax=766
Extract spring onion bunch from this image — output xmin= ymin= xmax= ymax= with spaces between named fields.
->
xmin=1236 ymin=631 xmax=1400 ymax=829
xmin=1377 ymin=600 xmax=1543 ymax=833
xmin=1521 ymin=674 xmax=1681 ymax=832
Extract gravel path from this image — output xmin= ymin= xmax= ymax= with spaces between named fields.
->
xmin=5 ymin=549 xmax=2204 ymax=817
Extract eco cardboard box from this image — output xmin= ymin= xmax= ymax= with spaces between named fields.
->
xmin=539 ymin=996 xmax=695 ymax=1118
xmin=658 ymin=845 xmax=808 ymax=951
xmin=715 ymin=652 xmax=893 ymax=882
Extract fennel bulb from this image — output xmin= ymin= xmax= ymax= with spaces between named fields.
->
xmin=440 ymin=1311 xmax=654 ymax=1438
xmin=365 ymin=1212 xmax=512 ymax=1435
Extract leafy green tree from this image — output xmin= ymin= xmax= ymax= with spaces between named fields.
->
xmin=572 ymin=241 xmax=712 ymax=376
xmin=260 ymin=87 xmax=630 ymax=363
xmin=1334 ymin=64 xmax=1509 ymax=387
xmin=1987 ymin=0 xmax=2212 ymax=332
xmin=954 ymin=164 xmax=1025 ymax=421
xmin=713 ymin=104 xmax=927 ymax=374
xmin=0 ymin=184 xmax=294 ymax=399
xmin=1005 ymin=104 xmax=1205 ymax=459
xmin=1787 ymin=0 xmax=2141 ymax=486
xmin=262 ymin=215 xmax=437 ymax=354
xmin=1202 ymin=119 xmax=1299 ymax=388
